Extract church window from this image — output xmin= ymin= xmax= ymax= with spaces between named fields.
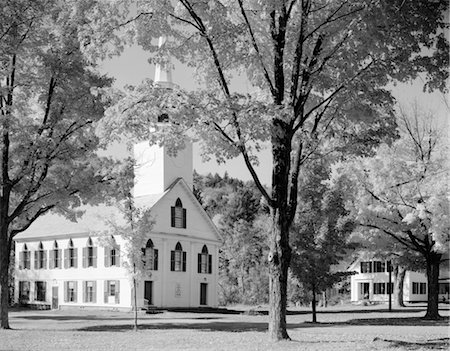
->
xmin=83 ymin=237 xmax=97 ymax=268
xmin=19 ymin=244 xmax=30 ymax=270
xmin=142 ymin=239 xmax=158 ymax=270
xmin=34 ymin=242 xmax=46 ymax=269
xmin=171 ymin=242 xmax=186 ymax=272
xmin=198 ymin=245 xmax=212 ymax=274
xmin=171 ymin=198 xmax=186 ymax=228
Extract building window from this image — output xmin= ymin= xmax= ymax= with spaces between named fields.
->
xmin=19 ymin=281 xmax=30 ymax=302
xmin=83 ymin=281 xmax=96 ymax=303
xmin=49 ymin=241 xmax=62 ymax=269
xmin=171 ymin=198 xmax=186 ymax=228
xmin=412 ymin=282 xmax=427 ymax=295
xmin=170 ymin=242 xmax=186 ymax=272
xmin=104 ymin=237 xmax=120 ymax=268
xmin=373 ymin=261 xmax=385 ymax=273
xmin=83 ymin=237 xmax=97 ymax=268
xmin=142 ymin=239 xmax=158 ymax=270
xmin=64 ymin=281 xmax=77 ymax=302
xmin=373 ymin=282 xmax=385 ymax=294
xmin=104 ymin=280 xmax=120 ymax=304
xmin=34 ymin=242 xmax=47 ymax=269
xmin=198 ymin=245 xmax=212 ymax=274
xmin=19 ymin=244 xmax=31 ymax=270
xmin=35 ymin=281 xmax=46 ymax=302
xmin=439 ymin=283 xmax=449 ymax=295
xmin=360 ymin=261 xmax=372 ymax=273
xmin=64 ymin=239 xmax=78 ymax=268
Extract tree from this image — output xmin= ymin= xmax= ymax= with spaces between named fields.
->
xmin=101 ymin=0 xmax=448 ymax=340
xmin=0 ymin=0 xmax=120 ymax=329
xmin=194 ymin=172 xmax=270 ymax=305
xmin=290 ymin=157 xmax=355 ymax=323
xmin=98 ymin=192 xmax=154 ymax=331
xmin=329 ymin=108 xmax=450 ymax=319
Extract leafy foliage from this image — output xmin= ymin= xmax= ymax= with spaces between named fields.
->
xmin=194 ymin=172 xmax=270 ymax=305
xmin=0 ymin=0 xmax=124 ymax=329
xmin=328 ymin=107 xmax=449 ymax=318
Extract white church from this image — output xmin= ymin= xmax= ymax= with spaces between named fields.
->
xmin=13 ymin=45 xmax=222 ymax=311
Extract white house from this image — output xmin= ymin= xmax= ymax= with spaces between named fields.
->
xmin=13 ymin=45 xmax=222 ymax=311
xmin=349 ymin=258 xmax=450 ymax=303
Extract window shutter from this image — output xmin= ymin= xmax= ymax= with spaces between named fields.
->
xmin=64 ymin=249 xmax=68 ymax=268
xmin=64 ymin=282 xmax=68 ymax=302
xmin=154 ymin=249 xmax=158 ymax=271
xmin=116 ymin=246 xmax=120 ymax=267
xmin=104 ymin=248 xmax=110 ymax=268
xmin=169 ymin=250 xmax=174 ymax=271
xmin=19 ymin=252 xmax=24 ymax=270
xmin=58 ymin=249 xmax=62 ymax=269
xmin=171 ymin=207 xmax=176 ymax=227
xmin=182 ymin=251 xmax=187 ymax=272
xmin=49 ymin=250 xmax=54 ymax=269
xmin=183 ymin=208 xmax=187 ymax=228
xmin=74 ymin=281 xmax=78 ymax=303
xmin=83 ymin=281 xmax=87 ymax=303
xmin=93 ymin=281 xmax=97 ymax=303
xmin=93 ymin=247 xmax=97 ymax=268
xmin=104 ymin=281 xmax=108 ymax=303
xmin=82 ymin=247 xmax=87 ymax=268
xmin=74 ymin=248 xmax=78 ymax=268
xmin=34 ymin=251 xmax=38 ymax=269
xmin=115 ymin=280 xmax=120 ymax=304
xmin=208 ymin=255 xmax=212 ymax=274
xmin=198 ymin=254 xmax=201 ymax=273
xmin=43 ymin=250 xmax=47 ymax=269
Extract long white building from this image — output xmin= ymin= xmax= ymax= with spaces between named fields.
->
xmin=13 ymin=49 xmax=221 ymax=311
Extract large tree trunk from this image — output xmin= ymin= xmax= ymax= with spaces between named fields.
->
xmin=267 ymin=118 xmax=293 ymax=341
xmin=268 ymin=209 xmax=291 ymax=340
xmin=311 ymin=284 xmax=317 ymax=323
xmin=424 ymin=252 xmax=441 ymax=319
xmin=0 ymin=232 xmax=11 ymax=329
xmin=394 ymin=265 xmax=406 ymax=307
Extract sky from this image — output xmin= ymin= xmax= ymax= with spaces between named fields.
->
xmin=99 ymin=44 xmax=449 ymax=187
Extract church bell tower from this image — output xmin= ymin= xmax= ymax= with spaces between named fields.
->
xmin=133 ymin=37 xmax=193 ymax=197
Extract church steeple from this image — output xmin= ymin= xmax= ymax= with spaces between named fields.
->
xmin=154 ymin=36 xmax=175 ymax=89
xmin=133 ymin=37 xmax=193 ymax=197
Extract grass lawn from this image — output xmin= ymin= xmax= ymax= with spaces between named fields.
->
xmin=0 ymin=304 xmax=448 ymax=350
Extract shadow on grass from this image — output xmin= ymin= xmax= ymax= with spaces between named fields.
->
xmin=76 ymin=316 xmax=449 ymax=333
xmin=374 ymin=337 xmax=449 ymax=350
xmin=17 ymin=315 xmax=223 ymax=322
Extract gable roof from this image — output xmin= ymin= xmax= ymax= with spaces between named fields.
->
xmin=14 ymin=178 xmax=221 ymax=243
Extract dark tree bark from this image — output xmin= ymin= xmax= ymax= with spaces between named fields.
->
xmin=394 ymin=265 xmax=406 ymax=307
xmin=311 ymin=284 xmax=317 ymax=323
xmin=424 ymin=252 xmax=441 ymax=319
xmin=0 ymin=234 xmax=11 ymax=329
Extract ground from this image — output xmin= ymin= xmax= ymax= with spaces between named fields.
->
xmin=0 ymin=304 xmax=448 ymax=350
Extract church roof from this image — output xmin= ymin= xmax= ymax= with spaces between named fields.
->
xmin=14 ymin=191 xmax=168 ymax=242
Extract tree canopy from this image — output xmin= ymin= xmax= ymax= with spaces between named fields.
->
xmin=98 ymin=0 xmax=449 ymax=340
xmin=0 ymin=0 xmax=122 ymax=329
xmin=328 ymin=107 xmax=449 ymax=319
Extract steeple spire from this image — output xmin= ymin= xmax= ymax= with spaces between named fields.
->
xmin=154 ymin=36 xmax=175 ymax=89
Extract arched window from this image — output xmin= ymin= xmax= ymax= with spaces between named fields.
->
xmin=171 ymin=242 xmax=186 ymax=272
xmin=19 ymin=244 xmax=30 ymax=270
xmin=142 ymin=239 xmax=158 ymax=271
xmin=105 ymin=236 xmax=120 ymax=268
xmin=171 ymin=198 xmax=186 ymax=229
xmin=65 ymin=239 xmax=78 ymax=268
xmin=198 ymin=245 xmax=212 ymax=274
xmin=34 ymin=242 xmax=47 ymax=270
xmin=50 ymin=240 xmax=61 ymax=269
xmin=83 ymin=237 xmax=97 ymax=268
